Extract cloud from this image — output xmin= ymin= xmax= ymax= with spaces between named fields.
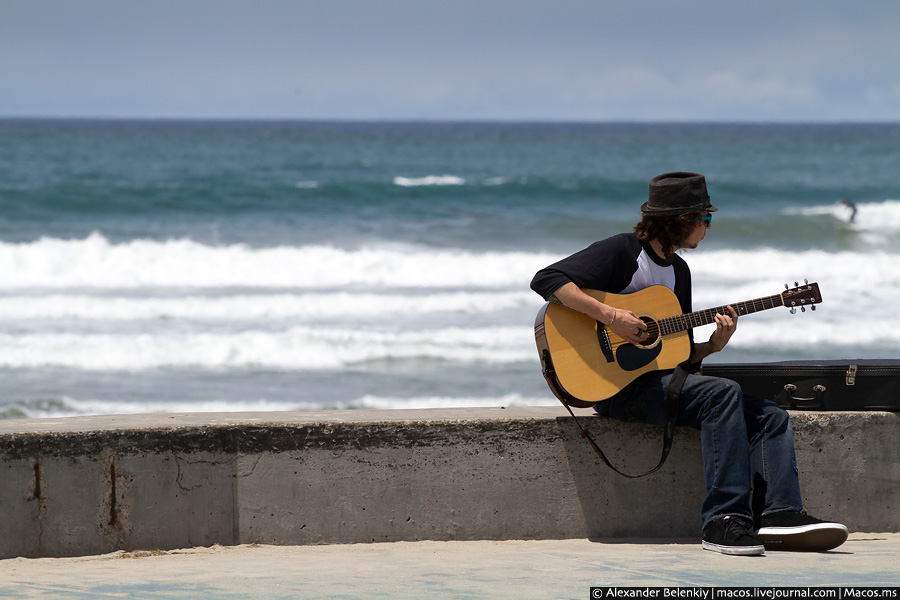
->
xmin=1 ymin=0 xmax=899 ymax=121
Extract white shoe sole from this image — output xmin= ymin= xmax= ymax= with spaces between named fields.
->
xmin=702 ymin=540 xmax=765 ymax=556
xmin=756 ymin=523 xmax=849 ymax=552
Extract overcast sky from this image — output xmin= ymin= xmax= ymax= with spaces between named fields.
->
xmin=2 ymin=0 xmax=899 ymax=121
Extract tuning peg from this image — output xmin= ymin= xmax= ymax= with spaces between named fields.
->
xmin=790 ymin=308 xmax=797 ymax=314
xmin=801 ymin=306 xmax=806 ymax=312
xmin=811 ymin=305 xmax=817 ymax=311
xmin=804 ymin=278 xmax=809 ymax=285
xmin=784 ymin=283 xmax=789 ymax=290
xmin=795 ymin=281 xmax=799 ymax=287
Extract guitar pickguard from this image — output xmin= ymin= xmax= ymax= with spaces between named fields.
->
xmin=615 ymin=342 xmax=663 ymax=371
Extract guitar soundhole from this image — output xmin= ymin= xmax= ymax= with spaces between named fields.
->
xmin=615 ymin=317 xmax=662 ymax=371
xmin=636 ymin=316 xmax=659 ymax=347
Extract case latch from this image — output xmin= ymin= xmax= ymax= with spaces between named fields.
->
xmin=846 ymin=364 xmax=857 ymax=386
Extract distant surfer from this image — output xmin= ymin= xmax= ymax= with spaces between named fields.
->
xmin=841 ymin=197 xmax=857 ymax=224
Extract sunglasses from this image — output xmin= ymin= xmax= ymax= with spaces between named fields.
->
xmin=700 ymin=214 xmax=712 ymax=229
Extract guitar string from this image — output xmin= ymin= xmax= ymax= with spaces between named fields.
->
xmin=604 ymin=287 xmax=816 ymax=347
xmin=658 ymin=294 xmax=785 ymax=335
xmin=608 ymin=293 xmax=788 ymax=344
xmin=597 ymin=287 xmax=818 ymax=364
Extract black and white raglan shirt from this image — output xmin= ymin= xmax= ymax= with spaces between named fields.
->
xmin=530 ymin=232 xmax=697 ymax=358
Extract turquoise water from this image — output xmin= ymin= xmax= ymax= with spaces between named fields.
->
xmin=1 ymin=120 xmax=898 ymax=418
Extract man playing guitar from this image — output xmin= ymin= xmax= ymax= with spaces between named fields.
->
xmin=531 ymin=172 xmax=847 ymax=555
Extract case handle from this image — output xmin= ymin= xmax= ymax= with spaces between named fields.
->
xmin=782 ymin=383 xmax=826 ymax=409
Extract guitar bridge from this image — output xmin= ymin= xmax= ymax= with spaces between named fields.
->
xmin=596 ymin=322 xmax=615 ymax=364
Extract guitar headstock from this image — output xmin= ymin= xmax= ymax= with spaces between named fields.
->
xmin=781 ymin=280 xmax=822 ymax=314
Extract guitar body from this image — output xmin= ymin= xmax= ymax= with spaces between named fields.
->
xmin=534 ymin=280 xmax=820 ymax=407
xmin=535 ymin=286 xmax=691 ymax=406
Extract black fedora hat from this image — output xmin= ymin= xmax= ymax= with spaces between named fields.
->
xmin=641 ymin=172 xmax=718 ymax=215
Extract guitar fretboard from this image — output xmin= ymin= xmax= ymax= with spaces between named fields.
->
xmin=658 ymin=294 xmax=784 ymax=335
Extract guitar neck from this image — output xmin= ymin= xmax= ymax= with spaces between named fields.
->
xmin=660 ymin=294 xmax=785 ymax=334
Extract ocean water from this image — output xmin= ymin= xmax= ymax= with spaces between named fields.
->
xmin=1 ymin=120 xmax=898 ymax=419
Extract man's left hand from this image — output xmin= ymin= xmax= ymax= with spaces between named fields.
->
xmin=708 ymin=305 xmax=738 ymax=353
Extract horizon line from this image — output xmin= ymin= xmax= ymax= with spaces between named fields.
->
xmin=3 ymin=115 xmax=899 ymax=126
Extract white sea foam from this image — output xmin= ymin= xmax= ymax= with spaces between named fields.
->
xmin=334 ymin=393 xmax=557 ymax=410
xmin=1 ymin=235 xmax=898 ymax=378
xmin=5 ymin=392 xmax=556 ymax=419
xmin=0 ymin=290 xmax=536 ymax=321
xmin=689 ymin=248 xmax=900 ymax=316
xmin=393 ymin=175 xmax=465 ymax=187
xmin=1 ymin=233 xmax=896 ymax=296
xmin=680 ymin=247 xmax=900 ymax=355
xmin=0 ymin=233 xmax=553 ymax=289
xmin=0 ymin=325 xmax=534 ymax=370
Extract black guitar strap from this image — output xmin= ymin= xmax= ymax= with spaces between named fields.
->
xmin=551 ymin=359 xmax=691 ymax=479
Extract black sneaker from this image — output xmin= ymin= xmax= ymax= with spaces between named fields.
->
xmin=756 ymin=510 xmax=849 ymax=552
xmin=702 ymin=516 xmax=765 ymax=556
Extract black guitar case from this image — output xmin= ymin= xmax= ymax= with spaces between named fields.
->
xmin=701 ymin=359 xmax=900 ymax=411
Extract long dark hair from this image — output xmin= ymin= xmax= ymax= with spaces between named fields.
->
xmin=633 ymin=213 xmax=702 ymax=258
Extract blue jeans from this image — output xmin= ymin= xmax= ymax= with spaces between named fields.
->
xmin=596 ymin=370 xmax=804 ymax=527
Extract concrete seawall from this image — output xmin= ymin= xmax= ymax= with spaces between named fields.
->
xmin=1 ymin=407 xmax=898 ymax=559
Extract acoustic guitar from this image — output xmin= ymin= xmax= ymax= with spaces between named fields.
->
xmin=534 ymin=281 xmax=822 ymax=407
